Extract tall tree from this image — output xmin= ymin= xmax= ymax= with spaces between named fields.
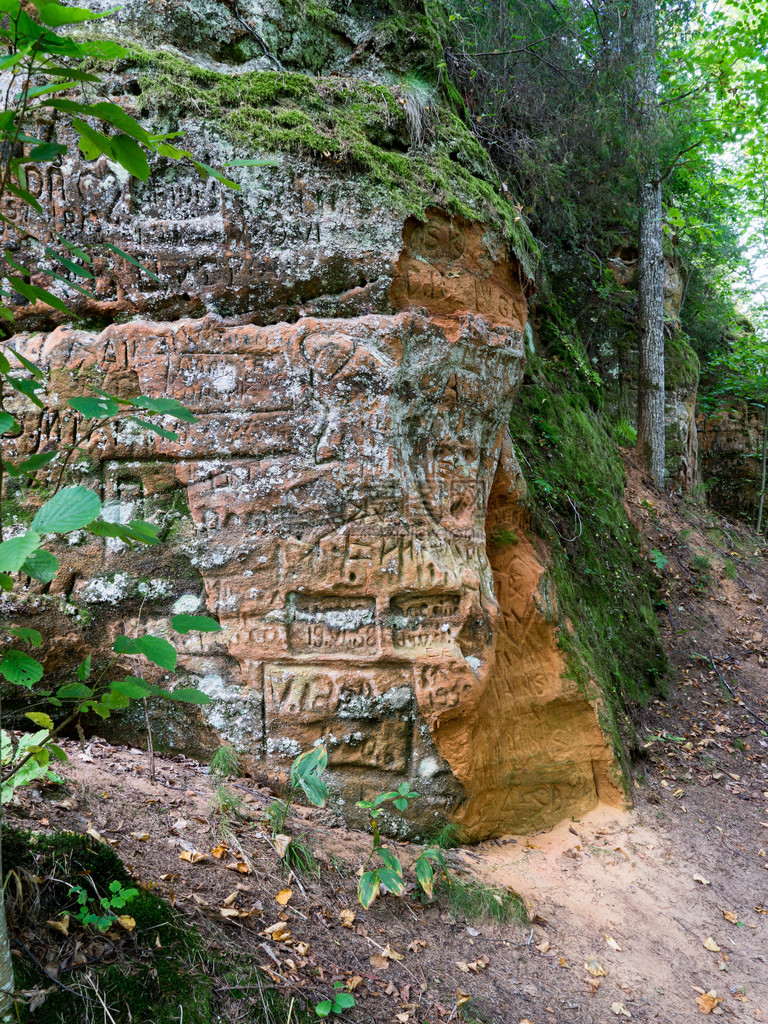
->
xmin=632 ymin=0 xmax=666 ymax=489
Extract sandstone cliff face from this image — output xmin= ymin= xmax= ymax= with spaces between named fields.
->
xmin=1 ymin=0 xmax=622 ymax=837
xmin=699 ymin=402 xmax=764 ymax=523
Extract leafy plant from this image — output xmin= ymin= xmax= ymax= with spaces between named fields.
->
xmin=316 ymin=982 xmax=355 ymax=1018
xmin=650 ymin=548 xmax=668 ymax=571
xmin=69 ymin=879 xmax=138 ymax=933
xmin=271 ymin=744 xmax=329 ymax=836
xmin=0 ymin=727 xmax=63 ymax=802
xmin=356 ymin=783 xmax=448 ymax=908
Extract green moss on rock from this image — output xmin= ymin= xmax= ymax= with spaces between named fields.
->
xmin=509 ymin=324 xmax=668 ymax=767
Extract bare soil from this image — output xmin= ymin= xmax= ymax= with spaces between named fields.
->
xmin=6 ymin=455 xmax=768 ymax=1024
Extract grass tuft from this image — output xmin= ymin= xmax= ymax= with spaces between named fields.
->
xmin=447 ymin=879 xmax=527 ymax=926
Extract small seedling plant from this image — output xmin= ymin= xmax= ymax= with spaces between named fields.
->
xmin=356 ymin=782 xmax=448 ymax=908
xmin=69 ymin=880 xmax=138 ymax=933
xmin=315 ymin=982 xmax=355 ymax=1018
xmin=271 ymin=744 xmax=329 ymax=835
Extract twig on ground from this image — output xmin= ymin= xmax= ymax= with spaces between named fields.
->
xmin=708 ymin=652 xmax=768 ymax=729
xmin=12 ymin=938 xmax=88 ymax=998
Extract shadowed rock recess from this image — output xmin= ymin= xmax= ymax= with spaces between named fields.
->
xmin=3 ymin=0 xmax=623 ymax=838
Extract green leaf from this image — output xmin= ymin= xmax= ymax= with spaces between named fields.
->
xmin=7 ymin=347 xmax=43 ymax=379
xmin=43 ymin=268 xmax=93 ymax=298
xmin=25 ymin=711 xmax=54 ymax=731
xmin=110 ymin=677 xmax=151 ymax=699
xmin=129 ymin=417 xmax=178 ymax=441
xmin=7 ymin=278 xmax=74 ymax=317
xmin=70 ymin=117 xmax=113 ymax=161
xmin=77 ymin=654 xmax=91 ymax=681
xmin=28 ymin=141 xmax=67 ymax=161
xmin=5 ymin=374 xmax=45 ymax=408
xmin=0 ymin=411 xmax=18 ymax=434
xmin=415 ymin=856 xmax=434 ymax=897
xmin=377 ymin=848 xmax=402 ymax=875
xmin=299 ymin=774 xmax=328 ymax=808
xmin=170 ymin=614 xmax=222 ymax=634
xmin=69 ymin=395 xmax=120 ymax=418
xmin=45 ymin=249 xmax=93 ymax=280
xmin=102 ymin=243 xmax=160 ymax=283
xmin=333 ymin=994 xmax=355 ymax=1010
xmin=291 ymin=744 xmax=328 ymax=782
xmin=113 ymin=634 xmax=177 ymax=671
xmin=47 ymin=742 xmax=67 ymax=762
xmin=191 ymin=160 xmax=240 ymax=190
xmin=110 ymin=134 xmax=151 ymax=181
xmin=32 ymin=486 xmax=101 ymax=533
xmin=0 ymin=530 xmax=41 ymax=572
xmin=100 ymin=689 xmax=130 ymax=710
xmin=0 ymin=650 xmax=44 ymax=688
xmin=315 ymin=1002 xmax=332 ymax=1018
xmin=7 ymin=627 xmax=42 ymax=647
xmin=0 ymin=574 xmax=13 ymax=592
xmin=358 ymin=870 xmax=380 ymax=910
xmin=223 ymin=158 xmax=280 ymax=167
xmin=56 ymin=682 xmax=92 ymax=699
xmin=56 ymin=233 xmax=91 ymax=264
xmin=6 ymin=182 xmax=43 ymax=214
xmin=17 ymin=450 xmax=58 ymax=474
xmin=393 ymin=798 xmax=409 ymax=811
xmin=128 ymin=395 xmax=197 ymax=422
xmin=166 ymin=687 xmax=213 ymax=705
xmin=376 ymin=868 xmax=405 ymax=894
xmin=21 ymin=548 xmax=59 ymax=583
xmin=32 ymin=2 xmax=118 ymax=27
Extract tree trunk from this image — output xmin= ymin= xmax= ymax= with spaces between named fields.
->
xmin=632 ymin=0 xmax=666 ymax=489
xmin=0 ymin=724 xmax=14 ymax=1022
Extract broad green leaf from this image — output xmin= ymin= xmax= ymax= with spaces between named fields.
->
xmin=6 ymin=182 xmax=43 ymax=214
xmin=56 ymin=682 xmax=92 ymax=699
xmin=377 ymin=848 xmax=403 ymax=875
xmin=47 ymin=742 xmax=67 ymax=762
xmin=28 ymin=142 xmax=67 ymax=161
xmin=18 ymin=450 xmax=58 ymax=474
xmin=0 ymin=412 xmax=16 ymax=434
xmin=291 ymin=744 xmax=327 ymax=780
xmin=129 ymin=417 xmax=178 ymax=441
xmin=110 ymin=677 xmax=151 ymax=699
xmin=358 ymin=870 xmax=380 ymax=910
xmin=21 ymin=548 xmax=59 ymax=583
xmin=87 ymin=520 xmax=160 ymax=546
xmin=69 ymin=395 xmax=119 ymax=418
xmin=7 ymin=627 xmax=42 ymax=647
xmin=113 ymin=634 xmax=177 ymax=671
xmin=0 ymin=574 xmax=13 ymax=591
xmin=333 ymin=994 xmax=355 ymax=1010
xmin=315 ymin=1002 xmax=332 ymax=1018
xmin=102 ymin=243 xmax=160 ymax=283
xmin=100 ymin=689 xmax=130 ymax=710
xmin=224 ymin=158 xmax=279 ymax=167
xmin=30 ymin=66 xmax=100 ymax=83
xmin=77 ymin=654 xmax=91 ymax=681
xmin=51 ymin=100 xmax=151 ymax=144
xmin=0 ymin=649 xmax=43 ymax=688
xmin=415 ymin=856 xmax=434 ymax=897
xmin=170 ymin=614 xmax=222 ymax=634
xmin=298 ymin=774 xmax=327 ymax=807
xmin=32 ymin=2 xmax=117 ymax=27
xmin=32 ymin=486 xmax=101 ymax=533
xmin=376 ymin=867 xmax=405 ymax=894
xmin=7 ymin=278 xmax=74 ymax=317
xmin=192 ymin=159 xmax=240 ymax=191
xmin=0 ymin=531 xmax=41 ymax=572
xmin=393 ymin=797 xmax=409 ymax=810
xmin=25 ymin=711 xmax=54 ymax=731
xmin=166 ymin=687 xmax=213 ymax=705
xmin=71 ymin=117 xmax=113 ymax=161
xmin=128 ymin=396 xmax=196 ymax=422
xmin=110 ymin=134 xmax=151 ymax=181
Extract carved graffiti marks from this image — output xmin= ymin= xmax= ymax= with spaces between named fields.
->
xmin=391 ymin=210 xmax=530 ymax=331
xmin=286 ymin=594 xmax=379 ymax=656
xmin=415 ymin=664 xmax=476 ymax=721
xmin=389 ymin=592 xmax=462 ymax=651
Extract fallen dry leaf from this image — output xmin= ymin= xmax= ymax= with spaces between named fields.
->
xmin=262 ymin=922 xmax=291 ymax=942
xmin=47 ymin=915 xmax=69 ymax=936
xmin=693 ymin=873 xmax=711 ymax=885
xmin=382 ymin=942 xmax=404 ymax=961
xmin=130 ymin=832 xmax=150 ymax=842
xmin=696 ymin=991 xmax=723 ymax=1014
xmin=294 ymin=941 xmax=310 ymax=956
xmin=704 ymin=937 xmax=721 ymax=952
xmin=347 ymin=976 xmax=363 ymax=992
xmin=456 ymin=989 xmax=471 ymax=1007
xmin=116 ymin=915 xmax=135 ymax=931
xmin=223 ymin=891 xmax=238 ymax=907
xmin=85 ymin=826 xmax=107 ymax=845
xmin=722 ymin=909 xmax=738 ymax=924
xmin=536 ymin=939 xmax=551 ymax=954
xmin=220 ymin=908 xmax=241 ymax=919
xmin=370 ymin=953 xmax=389 ymax=970
xmin=585 ymin=958 xmax=606 ymax=977
xmin=228 ymin=859 xmax=252 ymax=874
xmin=339 ymin=909 xmax=356 ymax=928
xmin=408 ymin=939 xmax=427 ymax=952
xmin=611 ymin=1002 xmax=631 ymax=1018
xmin=179 ymin=850 xmax=208 ymax=864
xmin=272 ymin=834 xmax=291 ymax=859
xmin=396 ymin=1014 xmax=410 ymax=1023
xmin=558 ymin=956 xmax=570 ymax=969
xmin=211 ymin=842 xmax=229 ymax=859
xmin=603 ymin=933 xmax=622 ymax=951
xmin=275 ymin=888 xmax=292 ymax=906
